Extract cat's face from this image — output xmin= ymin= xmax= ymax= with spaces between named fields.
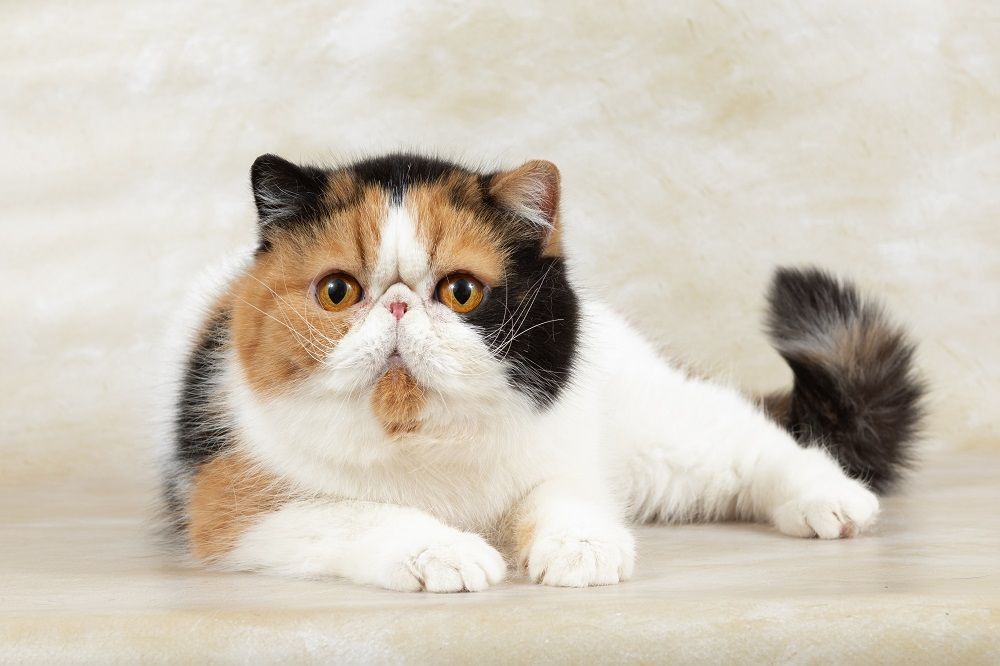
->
xmin=228 ymin=154 xmax=579 ymax=437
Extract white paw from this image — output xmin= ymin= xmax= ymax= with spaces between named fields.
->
xmin=526 ymin=525 xmax=635 ymax=587
xmin=381 ymin=531 xmax=507 ymax=593
xmin=772 ymin=480 xmax=880 ymax=539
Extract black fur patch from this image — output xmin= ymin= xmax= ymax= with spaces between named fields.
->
xmin=250 ymin=154 xmax=333 ymax=251
xmin=162 ymin=309 xmax=235 ymax=535
xmin=351 ymin=153 xmax=463 ymax=204
xmin=173 ymin=309 xmax=234 ymax=466
xmin=468 ymin=247 xmax=579 ymax=407
xmin=766 ymin=267 xmax=925 ymax=493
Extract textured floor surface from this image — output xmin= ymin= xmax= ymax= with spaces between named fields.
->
xmin=2 ymin=450 xmax=998 ymax=663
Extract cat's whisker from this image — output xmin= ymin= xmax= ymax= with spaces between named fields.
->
xmin=483 ymin=265 xmax=553 ymax=346
xmin=271 ymin=254 xmax=343 ymax=350
xmin=237 ymin=269 xmax=338 ymax=359
xmin=232 ymin=296 xmax=328 ymax=365
xmin=244 ymin=264 xmax=341 ymax=354
xmin=494 ymin=264 xmax=554 ymax=338
xmin=491 ymin=264 xmax=556 ymax=359
xmin=490 ymin=318 xmax=565 ymax=356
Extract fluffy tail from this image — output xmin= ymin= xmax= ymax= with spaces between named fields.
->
xmin=762 ymin=267 xmax=925 ymax=493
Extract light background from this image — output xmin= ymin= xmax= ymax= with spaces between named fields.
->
xmin=2 ymin=1 xmax=998 ymax=495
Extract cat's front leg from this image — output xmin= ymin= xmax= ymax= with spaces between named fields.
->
xmin=513 ymin=478 xmax=635 ymax=587
xmin=218 ymin=499 xmax=507 ymax=592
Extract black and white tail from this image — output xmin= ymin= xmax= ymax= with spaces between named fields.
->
xmin=762 ymin=267 xmax=926 ymax=493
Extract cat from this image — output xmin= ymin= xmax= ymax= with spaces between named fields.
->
xmin=161 ymin=152 xmax=924 ymax=591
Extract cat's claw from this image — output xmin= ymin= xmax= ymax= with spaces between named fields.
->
xmin=526 ymin=525 xmax=635 ymax=587
xmin=772 ymin=480 xmax=880 ymax=539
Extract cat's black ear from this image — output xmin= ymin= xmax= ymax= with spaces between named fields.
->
xmin=488 ymin=160 xmax=562 ymax=256
xmin=250 ymin=154 xmax=328 ymax=234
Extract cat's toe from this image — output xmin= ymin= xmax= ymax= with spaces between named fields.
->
xmin=773 ymin=481 xmax=880 ymax=539
xmin=405 ymin=533 xmax=507 ymax=593
xmin=527 ymin=526 xmax=635 ymax=587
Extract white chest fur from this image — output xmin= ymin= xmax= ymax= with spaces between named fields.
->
xmin=227 ymin=354 xmax=605 ymax=533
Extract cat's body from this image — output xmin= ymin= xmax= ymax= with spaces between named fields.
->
xmin=162 ymin=153 xmax=923 ymax=591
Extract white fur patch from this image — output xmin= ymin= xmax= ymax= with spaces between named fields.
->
xmin=226 ymin=499 xmax=507 ymax=592
xmin=371 ymin=205 xmax=432 ymax=291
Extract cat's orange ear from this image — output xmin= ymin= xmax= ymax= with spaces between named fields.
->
xmin=488 ymin=160 xmax=562 ymax=257
xmin=250 ymin=154 xmax=328 ymax=247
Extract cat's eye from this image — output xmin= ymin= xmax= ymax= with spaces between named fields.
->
xmin=315 ymin=273 xmax=362 ymax=311
xmin=437 ymin=274 xmax=486 ymax=314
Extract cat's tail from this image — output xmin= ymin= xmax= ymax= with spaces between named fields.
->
xmin=761 ymin=267 xmax=925 ymax=493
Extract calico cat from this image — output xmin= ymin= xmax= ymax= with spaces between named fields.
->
xmin=161 ymin=153 xmax=923 ymax=591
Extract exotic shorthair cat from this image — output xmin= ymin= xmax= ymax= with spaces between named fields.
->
xmin=161 ymin=153 xmax=923 ymax=592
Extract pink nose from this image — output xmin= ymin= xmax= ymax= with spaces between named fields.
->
xmin=389 ymin=301 xmax=408 ymax=321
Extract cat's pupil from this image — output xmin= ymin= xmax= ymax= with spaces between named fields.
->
xmin=327 ymin=279 xmax=348 ymax=304
xmin=452 ymin=279 xmax=473 ymax=305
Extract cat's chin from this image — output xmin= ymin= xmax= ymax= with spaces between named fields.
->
xmin=386 ymin=351 xmax=405 ymax=369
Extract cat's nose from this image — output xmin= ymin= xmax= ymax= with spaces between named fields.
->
xmin=388 ymin=301 xmax=408 ymax=321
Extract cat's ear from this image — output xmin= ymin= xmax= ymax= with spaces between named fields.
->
xmin=250 ymin=154 xmax=328 ymax=234
xmin=488 ymin=160 xmax=562 ymax=256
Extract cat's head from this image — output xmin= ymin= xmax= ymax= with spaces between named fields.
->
xmin=228 ymin=153 xmax=579 ymax=437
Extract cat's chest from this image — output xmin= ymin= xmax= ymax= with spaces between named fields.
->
xmin=338 ymin=449 xmax=537 ymax=531
xmin=291 ymin=438 xmax=543 ymax=532
xmin=235 ymin=374 xmax=596 ymax=530
xmin=243 ymin=401 xmax=548 ymax=529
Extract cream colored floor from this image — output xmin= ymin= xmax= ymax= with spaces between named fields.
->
xmin=2 ymin=450 xmax=997 ymax=664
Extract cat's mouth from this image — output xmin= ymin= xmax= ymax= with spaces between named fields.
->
xmin=386 ymin=351 xmax=405 ymax=369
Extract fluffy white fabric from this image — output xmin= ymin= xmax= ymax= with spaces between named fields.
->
xmin=2 ymin=1 xmax=997 ymax=494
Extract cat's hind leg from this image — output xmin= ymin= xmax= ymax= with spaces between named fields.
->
xmin=601 ymin=317 xmax=878 ymax=538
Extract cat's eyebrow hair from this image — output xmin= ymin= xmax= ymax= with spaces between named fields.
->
xmin=424 ymin=213 xmax=441 ymax=267
xmin=352 ymin=204 xmax=368 ymax=268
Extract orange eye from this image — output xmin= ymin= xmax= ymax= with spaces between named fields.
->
xmin=437 ymin=274 xmax=486 ymax=314
xmin=316 ymin=273 xmax=362 ymax=311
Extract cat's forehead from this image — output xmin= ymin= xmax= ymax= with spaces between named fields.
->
xmin=302 ymin=166 xmax=510 ymax=288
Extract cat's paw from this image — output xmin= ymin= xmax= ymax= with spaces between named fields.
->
xmin=526 ymin=524 xmax=635 ymax=587
xmin=382 ymin=531 xmax=507 ymax=593
xmin=772 ymin=480 xmax=880 ymax=539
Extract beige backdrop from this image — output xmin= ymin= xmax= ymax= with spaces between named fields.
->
xmin=2 ymin=1 xmax=998 ymax=493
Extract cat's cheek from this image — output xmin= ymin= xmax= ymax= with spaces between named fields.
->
xmin=321 ymin=311 xmax=395 ymax=380
xmin=402 ymin=314 xmax=476 ymax=381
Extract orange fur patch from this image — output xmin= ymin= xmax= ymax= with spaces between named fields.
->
xmin=489 ymin=502 xmax=537 ymax=565
xmin=512 ymin=519 xmax=536 ymax=567
xmin=408 ymin=183 xmax=508 ymax=286
xmin=760 ymin=390 xmax=792 ymax=424
xmin=229 ymin=185 xmax=387 ymax=395
xmin=188 ymin=453 xmax=291 ymax=561
xmin=371 ymin=366 xmax=426 ymax=437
